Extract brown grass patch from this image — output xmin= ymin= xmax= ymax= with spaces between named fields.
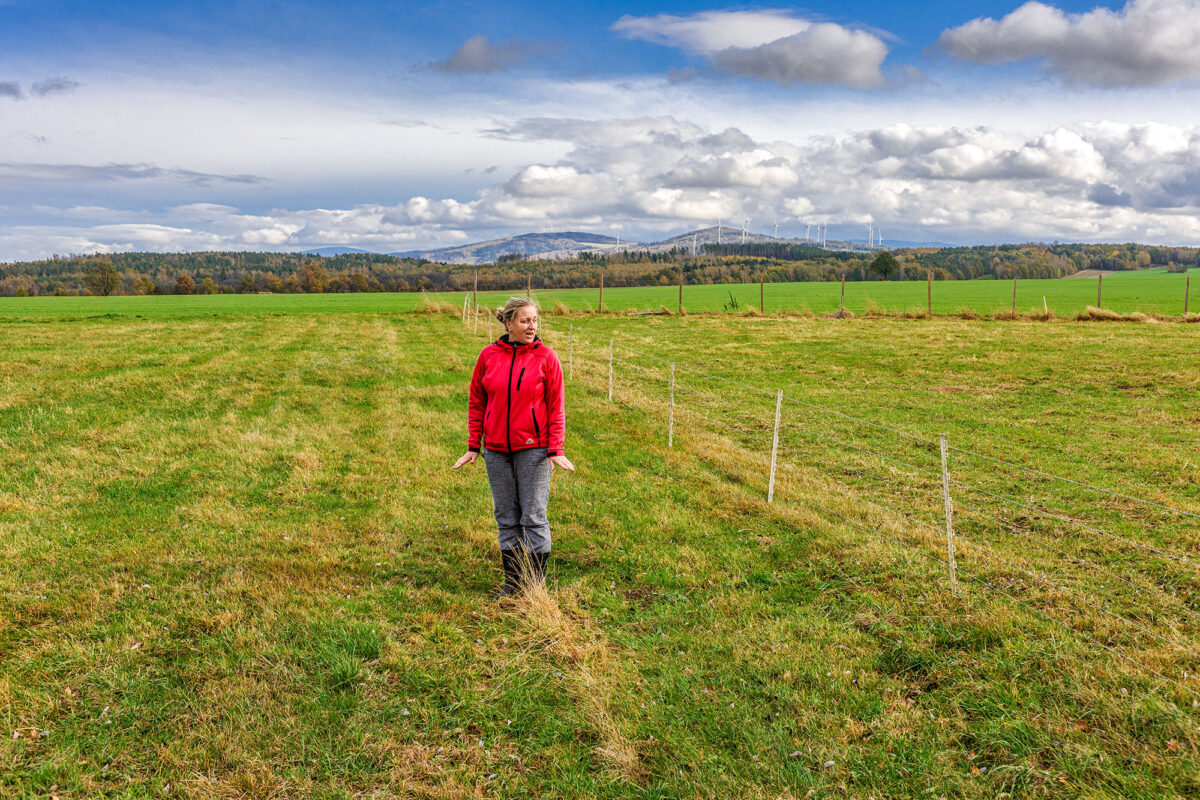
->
xmin=416 ymin=291 xmax=456 ymax=314
xmin=509 ymin=579 xmax=643 ymax=782
xmin=1077 ymin=306 xmax=1127 ymax=321
xmin=958 ymin=307 xmax=981 ymax=320
xmin=552 ymin=299 xmax=571 ymax=316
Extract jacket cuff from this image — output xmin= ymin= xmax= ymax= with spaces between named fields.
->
xmin=468 ymin=445 xmax=480 ymax=453
xmin=548 ymin=450 xmax=560 ymax=457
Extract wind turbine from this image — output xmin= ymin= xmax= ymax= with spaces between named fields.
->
xmin=865 ymin=223 xmax=873 ymax=247
xmin=742 ymin=218 xmax=748 ymax=245
xmin=717 ymin=218 xmax=722 ymax=245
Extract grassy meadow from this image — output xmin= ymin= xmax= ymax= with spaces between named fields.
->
xmin=2 ymin=302 xmax=1199 ymax=798
xmin=1 ymin=266 xmax=1197 ymax=320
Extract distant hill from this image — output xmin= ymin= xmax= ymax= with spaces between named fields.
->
xmin=301 ymin=246 xmax=379 ymax=257
xmin=392 ymin=231 xmax=630 ymax=265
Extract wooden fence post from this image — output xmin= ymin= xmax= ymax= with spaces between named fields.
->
xmin=927 ymin=271 xmax=932 ymax=317
xmin=599 ymin=271 xmax=604 ymax=314
xmin=760 ymin=274 xmax=764 ymax=314
xmin=1098 ymin=274 xmax=1103 ymax=309
xmin=678 ymin=270 xmax=683 ymax=315
xmin=768 ymin=390 xmax=783 ymax=503
xmin=1011 ymin=277 xmax=1017 ymax=316
xmin=1186 ymin=276 xmax=1191 ymax=316
xmin=668 ymin=362 xmax=675 ymax=448
xmin=472 ymin=272 xmax=479 ymax=335
xmin=840 ymin=275 xmax=846 ymax=316
xmin=608 ymin=338 xmax=613 ymax=402
xmin=939 ymin=433 xmax=959 ymax=595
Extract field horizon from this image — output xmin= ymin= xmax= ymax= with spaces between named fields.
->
xmin=2 ymin=304 xmax=1198 ymax=797
xmin=1 ymin=266 xmax=1197 ymax=322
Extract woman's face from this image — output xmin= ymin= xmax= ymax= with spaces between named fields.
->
xmin=506 ymin=306 xmax=538 ymax=344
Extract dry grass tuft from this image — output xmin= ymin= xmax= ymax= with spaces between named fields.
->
xmin=509 ymin=576 xmax=644 ymax=782
xmin=993 ymin=310 xmax=1018 ymax=321
xmin=416 ymin=291 xmax=456 ymax=314
xmin=552 ymin=299 xmax=571 ymax=316
xmin=1077 ymin=306 xmax=1127 ymax=321
xmin=1185 ymin=312 xmax=1200 ymax=323
xmin=958 ymin=307 xmax=981 ymax=320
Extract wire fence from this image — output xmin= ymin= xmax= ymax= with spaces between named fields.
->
xmin=462 ymin=304 xmax=1200 ymax=709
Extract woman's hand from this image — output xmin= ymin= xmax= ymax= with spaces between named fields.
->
xmin=550 ymin=454 xmax=575 ymax=472
xmin=452 ymin=451 xmax=478 ymax=469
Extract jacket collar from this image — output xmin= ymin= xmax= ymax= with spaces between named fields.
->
xmin=498 ymin=334 xmax=541 ymax=350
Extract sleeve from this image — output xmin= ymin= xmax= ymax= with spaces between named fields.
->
xmin=544 ymin=350 xmax=566 ymax=456
xmin=467 ymin=349 xmax=487 ymax=452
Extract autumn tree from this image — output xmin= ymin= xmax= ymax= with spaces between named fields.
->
xmin=84 ymin=258 xmax=121 ymax=296
xmin=870 ymin=252 xmax=901 ymax=281
xmin=298 ymin=261 xmax=329 ymax=293
xmin=175 ymin=273 xmax=196 ymax=295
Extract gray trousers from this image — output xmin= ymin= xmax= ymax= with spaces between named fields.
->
xmin=482 ymin=447 xmax=553 ymax=554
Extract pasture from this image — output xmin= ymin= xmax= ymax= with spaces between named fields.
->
xmin=0 ymin=266 xmax=1197 ymax=320
xmin=1 ymin=302 xmax=1198 ymax=798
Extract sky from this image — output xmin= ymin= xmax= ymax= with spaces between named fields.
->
xmin=3 ymin=0 xmax=1200 ymax=260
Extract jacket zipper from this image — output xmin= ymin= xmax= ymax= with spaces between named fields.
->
xmin=531 ymin=408 xmax=541 ymax=445
xmin=516 ymin=367 xmax=526 ymax=391
xmin=505 ymin=343 xmax=517 ymax=452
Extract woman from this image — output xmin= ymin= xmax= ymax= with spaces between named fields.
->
xmin=452 ymin=297 xmax=575 ymax=598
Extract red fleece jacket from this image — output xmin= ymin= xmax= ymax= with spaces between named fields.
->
xmin=468 ymin=335 xmax=565 ymax=456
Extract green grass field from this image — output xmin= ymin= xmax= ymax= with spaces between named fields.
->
xmin=2 ymin=304 xmax=1199 ymax=798
xmin=2 ymin=266 xmax=1197 ymax=319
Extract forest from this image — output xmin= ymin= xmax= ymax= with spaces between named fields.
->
xmin=1 ymin=242 xmax=1196 ymax=297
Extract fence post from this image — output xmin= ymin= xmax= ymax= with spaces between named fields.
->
xmin=840 ymin=275 xmax=846 ymax=316
xmin=1186 ymin=276 xmax=1191 ymax=316
xmin=1098 ymin=274 xmax=1103 ymax=309
xmin=668 ymin=362 xmax=675 ymax=448
xmin=462 ymin=294 xmax=468 ymax=323
xmin=939 ymin=433 xmax=959 ymax=595
xmin=568 ymin=324 xmax=574 ymax=380
xmin=599 ymin=271 xmax=604 ymax=314
xmin=1011 ymin=277 xmax=1017 ymax=316
xmin=526 ymin=275 xmax=531 ymax=297
xmin=608 ymin=338 xmax=613 ymax=402
xmin=767 ymin=389 xmax=782 ymax=503
xmin=760 ymin=274 xmax=764 ymax=314
xmin=678 ymin=270 xmax=683 ymax=315
xmin=927 ymin=271 xmax=932 ymax=316
xmin=472 ymin=272 xmax=479 ymax=335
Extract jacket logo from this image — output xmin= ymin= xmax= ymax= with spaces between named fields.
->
xmin=525 ymin=438 xmax=534 ymax=445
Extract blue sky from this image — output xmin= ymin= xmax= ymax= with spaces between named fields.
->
xmin=3 ymin=1 xmax=1200 ymax=259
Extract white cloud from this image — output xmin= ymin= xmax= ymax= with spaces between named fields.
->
xmin=9 ymin=117 xmax=1200 ymax=262
xmin=612 ymin=10 xmax=812 ymax=54
xmin=613 ymin=10 xmax=890 ymax=88
xmin=935 ymin=0 xmax=1200 ymax=87
xmin=432 ymin=35 xmax=566 ymax=74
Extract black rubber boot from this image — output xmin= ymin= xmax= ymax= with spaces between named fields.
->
xmin=491 ymin=549 xmax=522 ymax=600
xmin=529 ymin=550 xmax=549 ymax=587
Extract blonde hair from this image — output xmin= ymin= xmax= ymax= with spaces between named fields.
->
xmin=495 ymin=296 xmax=539 ymax=325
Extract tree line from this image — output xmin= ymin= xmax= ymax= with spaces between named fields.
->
xmin=1 ymin=242 xmax=1196 ymax=297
